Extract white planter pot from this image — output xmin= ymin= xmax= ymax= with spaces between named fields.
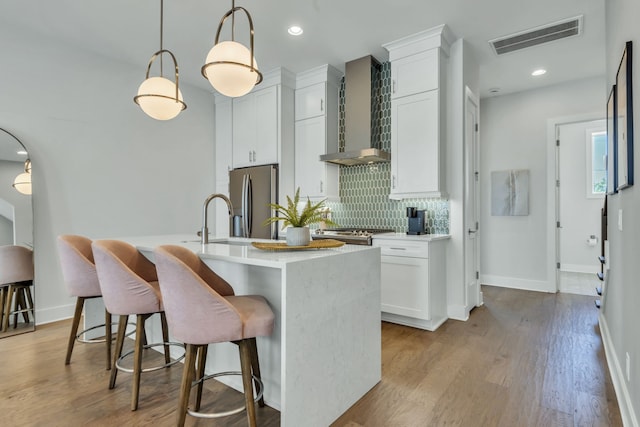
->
xmin=286 ymin=226 xmax=310 ymax=246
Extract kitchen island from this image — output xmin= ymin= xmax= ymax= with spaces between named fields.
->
xmin=87 ymin=234 xmax=381 ymax=427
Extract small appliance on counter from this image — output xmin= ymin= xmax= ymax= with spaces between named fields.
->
xmin=407 ymin=207 xmax=425 ymax=235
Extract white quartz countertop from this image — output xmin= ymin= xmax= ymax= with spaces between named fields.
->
xmin=116 ymin=233 xmax=378 ymax=269
xmin=372 ymin=233 xmax=451 ymax=242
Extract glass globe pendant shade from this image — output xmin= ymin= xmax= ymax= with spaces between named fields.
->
xmin=13 ymin=172 xmax=32 ymax=195
xmin=203 ymin=41 xmax=261 ymax=97
xmin=135 ymin=76 xmax=185 ymax=121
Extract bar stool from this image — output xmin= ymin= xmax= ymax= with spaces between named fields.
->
xmin=57 ymin=235 xmax=114 ymax=369
xmin=92 ymin=239 xmax=183 ymax=411
xmin=0 ymin=245 xmax=34 ymax=332
xmin=153 ymin=244 xmax=275 ymax=427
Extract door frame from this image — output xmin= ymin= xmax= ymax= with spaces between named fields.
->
xmin=464 ymin=86 xmax=482 ymax=308
xmin=546 ymin=113 xmax=605 ymax=292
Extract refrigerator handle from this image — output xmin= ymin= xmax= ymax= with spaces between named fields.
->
xmin=270 ymin=166 xmax=278 ymax=239
xmin=246 ymin=174 xmax=253 ymax=237
xmin=241 ymin=174 xmax=249 ymax=238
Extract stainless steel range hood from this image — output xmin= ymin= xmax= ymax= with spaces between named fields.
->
xmin=320 ymin=55 xmax=390 ymax=166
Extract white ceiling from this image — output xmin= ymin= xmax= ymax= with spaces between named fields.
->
xmin=0 ymin=0 xmax=605 ymax=100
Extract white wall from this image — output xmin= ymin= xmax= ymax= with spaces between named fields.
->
xmin=480 ymin=77 xmax=605 ymax=292
xmin=0 ymin=21 xmax=217 ymax=324
xmin=601 ymin=0 xmax=640 ymax=424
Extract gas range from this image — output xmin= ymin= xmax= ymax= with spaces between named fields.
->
xmin=312 ymin=228 xmax=394 ymax=246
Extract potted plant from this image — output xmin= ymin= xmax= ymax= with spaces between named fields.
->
xmin=264 ymin=187 xmax=337 ymax=246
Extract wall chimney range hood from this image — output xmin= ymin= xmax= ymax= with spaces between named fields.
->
xmin=320 ymin=55 xmax=390 ymax=166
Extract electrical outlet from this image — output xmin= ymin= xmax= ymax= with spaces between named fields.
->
xmin=626 ymin=352 xmax=631 ymax=382
xmin=618 ymin=209 xmax=623 ymax=231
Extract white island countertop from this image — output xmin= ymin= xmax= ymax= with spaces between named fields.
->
xmin=96 ymin=233 xmax=381 ymax=427
xmin=122 ymin=233 xmax=377 ymax=268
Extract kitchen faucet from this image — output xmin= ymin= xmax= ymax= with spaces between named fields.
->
xmin=201 ymin=193 xmax=233 ymax=245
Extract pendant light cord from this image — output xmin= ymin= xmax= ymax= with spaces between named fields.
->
xmin=159 ymin=0 xmax=164 ymax=76
xmin=231 ymin=0 xmax=235 ymax=41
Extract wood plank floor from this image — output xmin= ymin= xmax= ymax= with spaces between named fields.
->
xmin=0 ymin=286 xmax=622 ymax=426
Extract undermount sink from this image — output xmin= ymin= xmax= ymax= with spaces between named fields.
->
xmin=180 ymin=239 xmax=251 ymax=246
xmin=208 ymin=239 xmax=252 ymax=246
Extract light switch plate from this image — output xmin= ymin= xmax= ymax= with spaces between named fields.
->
xmin=618 ymin=209 xmax=623 ymax=231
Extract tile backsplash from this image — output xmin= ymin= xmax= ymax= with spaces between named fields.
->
xmin=325 ymin=61 xmax=449 ymax=234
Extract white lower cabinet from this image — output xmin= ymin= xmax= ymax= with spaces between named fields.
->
xmin=373 ymin=237 xmax=447 ymax=331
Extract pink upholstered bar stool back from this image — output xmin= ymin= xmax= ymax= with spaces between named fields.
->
xmin=0 ymin=245 xmax=34 ymax=332
xmin=92 ymin=239 xmax=176 ymax=411
xmin=57 ymin=235 xmax=112 ymax=369
xmin=154 ymin=245 xmax=274 ymax=427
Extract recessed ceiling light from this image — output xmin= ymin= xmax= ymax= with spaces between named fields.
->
xmin=17 ymin=150 xmax=27 ymax=155
xmin=531 ymin=68 xmax=547 ymax=76
xmin=489 ymin=87 xmax=501 ymax=94
xmin=288 ymin=25 xmax=303 ymax=36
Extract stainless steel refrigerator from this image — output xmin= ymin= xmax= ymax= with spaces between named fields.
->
xmin=229 ymin=164 xmax=278 ymax=239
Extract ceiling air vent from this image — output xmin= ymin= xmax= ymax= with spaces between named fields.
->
xmin=489 ymin=15 xmax=583 ymax=55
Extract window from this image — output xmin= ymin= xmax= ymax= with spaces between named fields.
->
xmin=587 ymin=129 xmax=607 ymax=197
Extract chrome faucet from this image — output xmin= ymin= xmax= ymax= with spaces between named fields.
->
xmin=201 ymin=193 xmax=233 ymax=245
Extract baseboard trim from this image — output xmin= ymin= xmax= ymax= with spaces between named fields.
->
xmin=481 ymin=275 xmax=555 ymax=293
xmin=447 ymin=304 xmax=469 ymax=321
xmin=35 ymin=303 xmax=74 ymax=326
xmin=560 ymin=263 xmax=598 ymax=274
xmin=599 ymin=313 xmax=639 ymax=427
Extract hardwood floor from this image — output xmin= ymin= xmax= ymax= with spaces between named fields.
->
xmin=0 ymin=286 xmax=621 ymax=426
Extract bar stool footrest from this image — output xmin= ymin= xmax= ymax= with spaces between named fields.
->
xmin=76 ymin=321 xmax=136 ymax=344
xmin=187 ymin=371 xmax=264 ymax=419
xmin=115 ymin=341 xmax=186 ymax=373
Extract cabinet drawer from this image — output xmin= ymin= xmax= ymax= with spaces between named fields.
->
xmin=373 ymin=240 xmax=429 ymax=258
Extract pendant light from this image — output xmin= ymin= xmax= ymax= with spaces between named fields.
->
xmin=13 ymin=159 xmax=32 ymax=195
xmin=201 ymin=0 xmax=263 ymax=97
xmin=134 ymin=0 xmax=186 ymax=120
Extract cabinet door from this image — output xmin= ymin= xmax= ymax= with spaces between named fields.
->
xmin=295 ymin=116 xmax=325 ymax=198
xmin=380 ymin=255 xmax=430 ymax=320
xmin=391 ymin=90 xmax=439 ymax=196
xmin=390 ymin=49 xmax=439 ymax=99
xmin=232 ymin=95 xmax=254 ymax=168
xmin=254 ymin=86 xmax=279 ymax=165
xmin=295 ymin=83 xmax=325 ymax=120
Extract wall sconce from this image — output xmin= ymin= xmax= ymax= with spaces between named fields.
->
xmin=133 ymin=0 xmax=186 ymax=120
xmin=13 ymin=159 xmax=32 ymax=195
xmin=201 ymin=0 xmax=263 ymax=97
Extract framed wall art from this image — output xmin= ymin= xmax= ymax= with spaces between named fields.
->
xmin=607 ymin=84 xmax=618 ymax=194
xmin=616 ymin=41 xmax=633 ymax=190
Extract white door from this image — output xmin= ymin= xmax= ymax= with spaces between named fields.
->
xmin=464 ymin=88 xmax=481 ymax=308
xmin=556 ymin=119 xmax=605 ymax=294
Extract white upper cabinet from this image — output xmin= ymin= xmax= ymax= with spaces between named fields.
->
xmin=294 ymin=65 xmax=342 ymax=201
xmin=384 ymin=25 xmax=452 ymax=199
xmin=232 ymin=85 xmax=279 ymax=168
xmin=295 ymin=83 xmax=326 ymax=120
xmin=214 ymin=98 xmax=232 ymax=187
xmin=390 ymin=49 xmax=439 ymax=99
xmin=391 ymin=90 xmax=441 ymax=196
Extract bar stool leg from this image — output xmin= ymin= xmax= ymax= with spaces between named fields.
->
xmin=248 ymin=338 xmax=265 ymax=407
xmin=110 ymin=315 xmax=128 ymax=389
xmin=160 ymin=312 xmax=171 ymax=365
xmin=0 ymin=287 xmax=5 ymax=329
xmin=66 ymin=297 xmax=85 ymax=365
xmin=105 ymin=310 xmax=112 ymax=371
xmin=194 ymin=344 xmax=208 ymax=411
xmin=24 ymin=286 xmax=34 ymax=322
xmin=131 ymin=314 xmax=148 ymax=411
xmin=177 ymin=343 xmax=197 ymax=427
xmin=2 ymin=285 xmax=15 ymax=332
xmin=239 ymin=339 xmax=258 ymax=427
